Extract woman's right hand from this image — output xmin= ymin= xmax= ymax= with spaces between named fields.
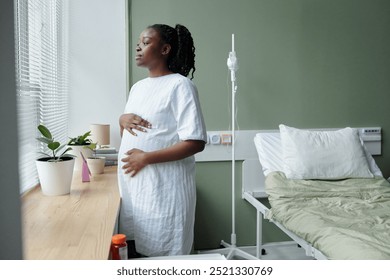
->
xmin=119 ymin=113 xmax=152 ymax=136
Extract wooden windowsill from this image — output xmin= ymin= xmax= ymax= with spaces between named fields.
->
xmin=21 ymin=166 xmax=120 ymax=260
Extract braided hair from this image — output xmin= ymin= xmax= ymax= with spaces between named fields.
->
xmin=148 ymin=24 xmax=196 ymax=80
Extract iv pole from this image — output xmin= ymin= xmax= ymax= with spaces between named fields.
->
xmin=202 ymin=35 xmax=258 ymax=260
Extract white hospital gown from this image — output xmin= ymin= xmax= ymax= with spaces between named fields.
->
xmin=118 ymin=73 xmax=207 ymax=257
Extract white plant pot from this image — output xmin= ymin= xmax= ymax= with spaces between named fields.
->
xmin=36 ymin=157 xmax=75 ymax=196
xmin=68 ymin=145 xmax=93 ymax=171
xmin=87 ymin=157 xmax=106 ymax=174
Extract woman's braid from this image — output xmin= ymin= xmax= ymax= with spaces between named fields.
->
xmin=149 ymin=24 xmax=196 ymax=79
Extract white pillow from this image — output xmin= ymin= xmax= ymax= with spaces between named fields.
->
xmin=279 ymin=124 xmax=373 ymax=180
xmin=254 ymin=129 xmax=382 ymax=177
xmin=362 ymin=143 xmax=383 ymax=177
xmin=254 ymin=132 xmax=283 ymax=176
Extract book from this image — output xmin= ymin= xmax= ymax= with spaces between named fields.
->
xmin=95 ymin=147 xmax=117 ymax=154
xmin=96 ymin=153 xmax=118 ymax=161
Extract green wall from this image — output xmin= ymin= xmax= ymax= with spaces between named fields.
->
xmin=129 ymin=0 xmax=390 ymax=249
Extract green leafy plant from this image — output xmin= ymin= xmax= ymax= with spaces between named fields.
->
xmin=68 ymin=131 xmax=97 ymax=156
xmin=37 ymin=124 xmax=74 ymax=162
xmin=68 ymin=131 xmax=94 ymax=146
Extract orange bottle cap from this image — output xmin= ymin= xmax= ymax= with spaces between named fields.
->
xmin=112 ymin=234 xmax=126 ymax=244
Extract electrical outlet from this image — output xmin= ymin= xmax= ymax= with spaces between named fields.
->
xmin=362 ymin=128 xmax=381 ymax=134
xmin=221 ymin=134 xmax=232 ymax=145
xmin=209 ymin=133 xmax=221 ymax=145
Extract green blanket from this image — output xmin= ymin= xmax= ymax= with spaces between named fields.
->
xmin=265 ymin=172 xmax=390 ymax=259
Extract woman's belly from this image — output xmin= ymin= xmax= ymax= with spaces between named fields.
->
xmin=118 ymin=128 xmax=182 ymax=180
xmin=119 ymin=126 xmax=179 ymax=154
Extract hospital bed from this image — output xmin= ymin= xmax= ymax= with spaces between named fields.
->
xmin=241 ymin=125 xmax=390 ymax=260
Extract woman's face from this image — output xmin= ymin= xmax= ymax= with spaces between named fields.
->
xmin=135 ymin=28 xmax=170 ymax=69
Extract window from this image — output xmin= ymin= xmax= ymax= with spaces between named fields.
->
xmin=14 ymin=0 xmax=69 ymax=193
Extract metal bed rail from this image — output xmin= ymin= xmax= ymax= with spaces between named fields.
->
xmin=242 ymin=191 xmax=328 ymax=260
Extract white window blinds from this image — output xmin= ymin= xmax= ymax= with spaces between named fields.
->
xmin=15 ymin=0 xmax=69 ymax=193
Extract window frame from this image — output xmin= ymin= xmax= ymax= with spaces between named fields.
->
xmin=15 ymin=0 xmax=69 ymax=193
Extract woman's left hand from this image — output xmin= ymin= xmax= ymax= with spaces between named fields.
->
xmin=121 ymin=148 xmax=149 ymax=177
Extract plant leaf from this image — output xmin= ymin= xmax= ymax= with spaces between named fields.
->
xmin=38 ymin=125 xmax=52 ymax=139
xmin=36 ymin=137 xmax=53 ymax=144
xmin=59 ymin=147 xmax=73 ymax=158
xmin=67 ymin=137 xmax=76 ymax=145
xmin=68 ymin=131 xmax=92 ymax=145
xmin=85 ymin=143 xmax=97 ymax=151
xmin=55 ymin=144 xmax=66 ymax=153
xmin=79 ymin=131 xmax=91 ymax=144
xmin=48 ymin=141 xmax=60 ymax=151
xmin=83 ymin=131 xmax=92 ymax=139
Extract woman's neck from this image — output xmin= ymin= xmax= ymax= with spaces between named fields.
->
xmin=148 ymin=64 xmax=173 ymax=78
xmin=148 ymin=69 xmax=174 ymax=78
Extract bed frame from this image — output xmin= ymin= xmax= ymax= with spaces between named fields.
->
xmin=242 ymin=159 xmax=328 ymax=259
xmin=240 ymin=128 xmax=382 ymax=260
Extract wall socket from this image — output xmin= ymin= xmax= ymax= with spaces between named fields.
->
xmin=361 ymin=128 xmax=381 ymax=134
xmin=209 ymin=133 xmax=221 ymax=145
xmin=221 ymin=134 xmax=232 ymax=145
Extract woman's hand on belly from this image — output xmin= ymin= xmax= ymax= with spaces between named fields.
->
xmin=121 ymin=140 xmax=205 ymax=177
xmin=121 ymin=148 xmax=149 ymax=177
xmin=119 ymin=113 xmax=152 ymax=137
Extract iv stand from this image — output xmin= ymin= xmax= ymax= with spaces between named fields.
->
xmin=202 ymin=35 xmax=258 ymax=260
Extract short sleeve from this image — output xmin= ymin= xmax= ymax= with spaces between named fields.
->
xmin=170 ymin=78 xmax=207 ymax=142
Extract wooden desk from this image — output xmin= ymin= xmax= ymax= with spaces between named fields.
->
xmin=22 ymin=166 xmax=120 ymax=259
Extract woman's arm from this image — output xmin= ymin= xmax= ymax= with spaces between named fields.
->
xmin=121 ymin=140 xmax=205 ymax=177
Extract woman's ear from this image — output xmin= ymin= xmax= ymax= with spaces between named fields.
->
xmin=161 ymin=44 xmax=171 ymax=56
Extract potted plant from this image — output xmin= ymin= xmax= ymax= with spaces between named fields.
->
xmin=86 ymin=148 xmax=106 ymax=174
xmin=67 ymin=131 xmax=95 ymax=170
xmin=36 ymin=124 xmax=75 ymax=196
xmin=77 ymin=141 xmax=106 ymax=175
